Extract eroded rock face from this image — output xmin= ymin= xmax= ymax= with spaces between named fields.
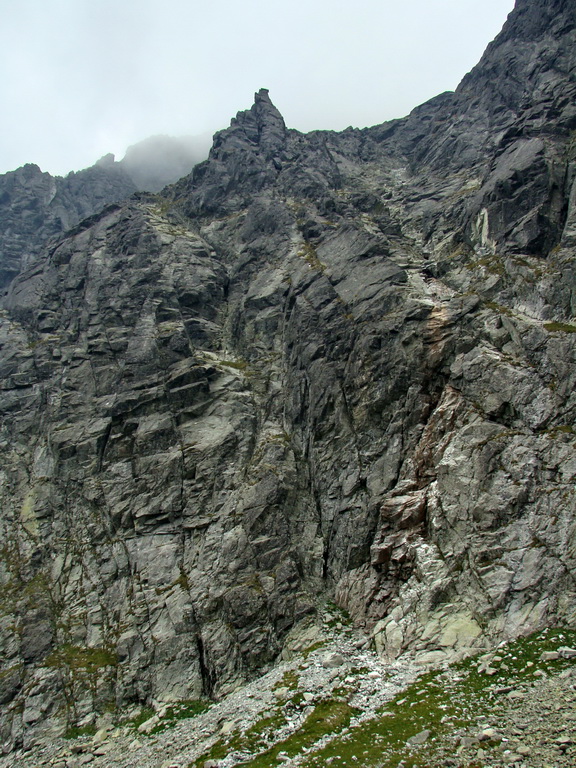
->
xmin=0 ymin=159 xmax=137 ymax=291
xmin=0 ymin=134 xmax=210 ymax=293
xmin=0 ymin=0 xmax=575 ymax=751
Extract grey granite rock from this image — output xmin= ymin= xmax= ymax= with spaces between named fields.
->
xmin=0 ymin=160 xmax=137 ymax=291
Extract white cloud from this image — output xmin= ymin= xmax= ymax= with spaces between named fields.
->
xmin=0 ymin=0 xmax=515 ymax=175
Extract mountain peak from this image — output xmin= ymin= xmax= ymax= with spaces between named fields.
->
xmin=254 ymin=87 xmax=272 ymax=103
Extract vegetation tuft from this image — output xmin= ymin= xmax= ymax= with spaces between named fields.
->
xmin=298 ymin=242 xmax=326 ymax=272
xmin=128 ymin=707 xmax=155 ymax=730
xmin=46 ymin=644 xmax=118 ymax=673
xmin=149 ymin=699 xmax=211 ymax=734
xmin=64 ymin=724 xmax=97 ymax=740
xmin=543 ymin=321 xmax=576 ymax=333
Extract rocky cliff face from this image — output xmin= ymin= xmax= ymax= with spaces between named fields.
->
xmin=0 ymin=157 xmax=137 ymax=291
xmin=0 ymin=135 xmax=209 ymax=293
xmin=0 ymin=0 xmax=575 ymax=752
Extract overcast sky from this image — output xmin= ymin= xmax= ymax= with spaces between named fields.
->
xmin=1 ymin=0 xmax=515 ymax=177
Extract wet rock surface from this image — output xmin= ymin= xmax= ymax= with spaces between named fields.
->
xmin=0 ymin=0 xmax=575 ymax=753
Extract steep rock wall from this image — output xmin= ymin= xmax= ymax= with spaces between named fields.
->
xmin=0 ymin=159 xmax=137 ymax=292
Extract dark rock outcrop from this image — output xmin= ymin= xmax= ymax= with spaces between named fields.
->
xmin=0 ymin=0 xmax=575 ymax=752
xmin=0 ymin=159 xmax=137 ymax=291
xmin=0 ymin=135 xmax=210 ymax=293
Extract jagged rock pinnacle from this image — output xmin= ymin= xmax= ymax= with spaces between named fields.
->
xmin=210 ymin=87 xmax=286 ymax=161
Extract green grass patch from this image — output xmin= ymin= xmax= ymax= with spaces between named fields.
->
xmin=349 ymin=666 xmax=370 ymax=676
xmin=456 ymin=626 xmax=576 ymax=687
xmin=484 ymin=300 xmax=514 ymax=317
xmin=190 ymin=628 xmax=576 ymax=768
xmin=273 ymin=670 xmax=299 ymax=691
xmin=45 ymin=644 xmax=118 ymax=673
xmin=128 ymin=707 xmax=155 ymax=730
xmin=150 ymin=699 xmax=211 ymax=734
xmin=466 ymin=255 xmax=505 ymax=276
xmin=190 ymin=710 xmax=288 ymax=768
xmin=236 ymin=699 xmax=359 ymax=768
xmin=543 ymin=321 xmax=576 ymax=333
xmin=64 ymin=724 xmax=97 ymax=740
xmin=300 ymin=640 xmax=326 ymax=659
xmin=324 ymin=600 xmax=353 ymax=628
xmin=300 ymin=671 xmax=452 ymax=768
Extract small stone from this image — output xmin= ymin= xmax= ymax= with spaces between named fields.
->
xmin=540 ymin=651 xmax=560 ymax=661
xmin=220 ymin=720 xmax=236 ymax=735
xmin=516 ymin=745 xmax=531 ymax=755
xmin=138 ymin=714 xmax=160 ymax=733
xmin=303 ymin=692 xmax=315 ymax=702
xmin=558 ymin=646 xmax=576 ymax=659
xmin=322 ymin=652 xmax=346 ymax=668
xmin=95 ymin=713 xmax=114 ymax=730
xmin=94 ymin=744 xmax=114 ymax=756
xmin=478 ymin=728 xmax=501 ymax=742
xmin=91 ymin=728 xmax=108 ymax=745
xmin=506 ymin=689 xmax=525 ymax=700
xmin=407 ymin=729 xmax=431 ymax=746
